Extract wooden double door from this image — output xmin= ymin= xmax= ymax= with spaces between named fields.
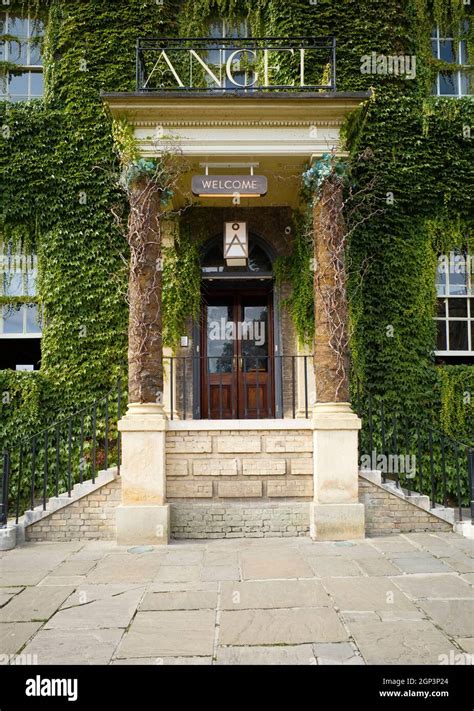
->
xmin=201 ymin=287 xmax=274 ymax=418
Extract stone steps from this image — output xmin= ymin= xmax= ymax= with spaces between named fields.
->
xmin=1 ymin=467 xmax=118 ymax=550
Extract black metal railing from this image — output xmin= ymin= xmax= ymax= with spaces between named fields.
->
xmin=1 ymin=379 xmax=127 ymax=528
xmin=165 ymin=355 xmax=312 ymax=420
xmin=354 ymin=387 xmax=474 ymax=523
xmin=136 ymin=36 xmax=337 ymax=92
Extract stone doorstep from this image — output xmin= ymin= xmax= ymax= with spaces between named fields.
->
xmin=359 ymin=470 xmax=457 ymax=530
xmin=13 ymin=468 xmax=119 ymax=544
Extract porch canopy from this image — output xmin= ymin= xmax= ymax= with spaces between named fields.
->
xmin=103 ymin=91 xmax=370 ymax=210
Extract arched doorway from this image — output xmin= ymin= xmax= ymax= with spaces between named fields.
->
xmin=194 ymin=233 xmax=281 ymax=419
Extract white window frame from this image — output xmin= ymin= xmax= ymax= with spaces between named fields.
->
xmin=0 ymin=249 xmax=42 ymax=339
xmin=434 ymin=256 xmax=473 ymax=356
xmin=0 ymin=11 xmax=44 ymax=102
xmin=431 ymin=24 xmax=471 ymax=97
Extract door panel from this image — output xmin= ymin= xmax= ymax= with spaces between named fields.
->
xmin=201 ymin=289 xmax=274 ymax=419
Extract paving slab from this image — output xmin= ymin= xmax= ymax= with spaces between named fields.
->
xmin=391 ymin=574 xmax=473 ymax=599
xmin=456 ymin=638 xmax=474 ymax=653
xmin=460 ymin=573 xmax=474 ymax=585
xmin=38 ymin=575 xmax=87 ymax=587
xmin=60 ymin=583 xmax=145 ymax=607
xmin=348 ymin=619 xmax=453 ymax=665
xmin=0 ymin=570 xmax=52 ymax=586
xmin=240 ymin=549 xmax=313 ymax=579
xmin=308 ymin=557 xmax=363 ymax=577
xmin=216 ymin=645 xmax=316 ymax=665
xmin=0 ymin=622 xmax=43 ymax=656
xmin=200 ymin=565 xmax=240 ymax=582
xmin=389 ymin=553 xmax=451 ymax=574
xmin=115 ymin=610 xmax=216 ymax=657
xmin=203 ymin=551 xmax=239 ymax=567
xmin=219 ymin=607 xmax=347 ymax=645
xmin=160 ymin=550 xmax=204 ymax=566
xmin=21 ymin=628 xmax=123 ymax=665
xmin=49 ymin=560 xmax=97 ymax=576
xmin=367 ymin=536 xmax=419 ymax=553
xmin=219 ymin=579 xmax=331 ymax=610
xmin=86 ymin=552 xmax=163 ymax=583
xmin=321 ymin=576 xmax=415 ymax=612
xmin=0 ymin=586 xmax=73 ymax=622
xmin=313 ymin=642 xmax=365 ymax=665
xmin=140 ymin=591 xmax=217 ymax=611
xmin=148 ymin=581 xmax=218 ymax=593
xmin=356 ymin=558 xmax=401 ymax=576
xmin=443 ymin=555 xmax=474 ymax=574
xmin=154 ymin=565 xmax=202 ymax=583
xmin=416 ymin=599 xmax=474 ymax=637
xmin=0 ymin=589 xmax=23 ymax=607
xmin=112 ymin=656 xmax=212 ymax=665
xmin=45 ymin=587 xmax=145 ymax=630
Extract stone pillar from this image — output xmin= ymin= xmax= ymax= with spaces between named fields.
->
xmin=116 ymin=175 xmax=170 ymax=545
xmin=295 ymin=343 xmax=316 ymax=418
xmin=310 ymin=176 xmax=365 ymax=540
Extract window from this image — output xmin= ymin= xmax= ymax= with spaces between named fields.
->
xmin=431 ymin=22 xmax=472 ymax=97
xmin=0 ymin=246 xmax=41 ymax=370
xmin=0 ymin=11 xmax=44 ymax=102
xmin=202 ymin=235 xmax=273 ymax=275
xmin=206 ymin=17 xmax=254 ymax=89
xmin=435 ymin=252 xmax=474 ymax=355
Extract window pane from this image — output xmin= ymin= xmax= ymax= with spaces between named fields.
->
xmin=30 ymin=18 xmax=45 ymax=38
xmin=449 ymin=269 xmax=467 ymax=295
xmin=25 ymin=304 xmax=41 ymax=333
xmin=459 ymin=40 xmax=468 ymax=65
xmin=431 ymin=39 xmax=438 ymax=58
xmin=0 ymin=13 xmax=5 ymax=34
xmin=8 ymin=71 xmax=28 ymax=94
xmin=436 ymin=299 xmax=447 ymax=317
xmin=449 ymin=320 xmax=468 ymax=350
xmin=8 ymin=17 xmax=29 ymax=37
xmin=435 ymin=265 xmax=446 ymax=295
xmin=3 ymin=272 xmax=23 ymax=296
xmin=30 ymin=72 xmax=44 ymax=95
xmin=8 ymin=40 xmax=28 ymax=65
xmin=438 ymin=72 xmax=457 ymax=95
xmin=448 ymin=298 xmax=467 ymax=317
xmin=436 ymin=320 xmax=447 ymax=351
xmin=460 ymin=72 xmax=472 ymax=96
xmin=209 ymin=21 xmax=223 ymax=38
xmin=0 ymin=40 xmax=5 ymax=62
xmin=29 ymin=42 xmax=42 ymax=65
xmin=439 ymin=40 xmax=455 ymax=63
xmin=25 ymin=271 xmax=37 ymax=296
xmin=3 ymin=304 xmax=24 ymax=333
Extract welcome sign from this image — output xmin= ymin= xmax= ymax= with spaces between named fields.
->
xmin=192 ymin=175 xmax=268 ymax=197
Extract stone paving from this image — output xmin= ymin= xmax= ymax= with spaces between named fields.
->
xmin=0 ymin=532 xmax=473 ymax=665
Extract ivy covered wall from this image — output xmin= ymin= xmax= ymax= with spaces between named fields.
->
xmin=0 ymin=0 xmax=473 ymax=447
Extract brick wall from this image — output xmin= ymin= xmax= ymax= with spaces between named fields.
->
xmin=171 ymin=502 xmax=310 ymax=538
xmin=359 ymin=477 xmax=453 ymax=536
xmin=166 ymin=429 xmax=314 ymax=501
xmin=25 ymin=478 xmax=121 ymax=542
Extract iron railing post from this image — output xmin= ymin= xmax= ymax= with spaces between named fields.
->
xmin=1 ymin=450 xmax=10 ymax=528
xmin=468 ymin=448 xmax=474 ymax=523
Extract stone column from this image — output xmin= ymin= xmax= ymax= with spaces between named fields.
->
xmin=310 ymin=176 xmax=365 ymax=540
xmin=116 ymin=175 xmax=170 ymax=545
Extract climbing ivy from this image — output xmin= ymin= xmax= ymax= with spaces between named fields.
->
xmin=0 ymin=0 xmax=473 ymax=448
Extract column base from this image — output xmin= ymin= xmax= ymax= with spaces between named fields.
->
xmin=310 ymin=502 xmax=365 ymax=541
xmin=116 ymin=504 xmax=170 ymax=546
